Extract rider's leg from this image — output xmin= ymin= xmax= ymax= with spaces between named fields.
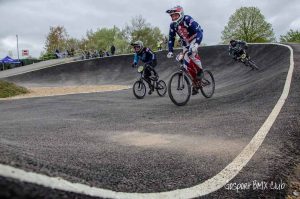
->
xmin=182 ymin=47 xmax=200 ymax=95
xmin=184 ymin=40 xmax=203 ymax=79
xmin=149 ymin=59 xmax=158 ymax=78
xmin=144 ymin=67 xmax=154 ymax=94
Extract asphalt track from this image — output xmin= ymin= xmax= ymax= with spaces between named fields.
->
xmin=0 ymin=44 xmax=299 ymax=199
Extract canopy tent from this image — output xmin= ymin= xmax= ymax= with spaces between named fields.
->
xmin=0 ymin=56 xmax=20 ymax=64
xmin=0 ymin=56 xmax=20 ymax=70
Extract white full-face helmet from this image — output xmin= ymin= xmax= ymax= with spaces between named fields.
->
xmin=166 ymin=5 xmax=184 ymax=25
xmin=131 ymin=40 xmax=144 ymax=53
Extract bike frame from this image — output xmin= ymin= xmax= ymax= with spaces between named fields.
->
xmin=176 ymin=52 xmax=202 ymax=89
xmin=137 ymin=65 xmax=157 ymax=89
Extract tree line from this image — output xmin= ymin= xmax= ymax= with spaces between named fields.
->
xmin=42 ymin=7 xmax=300 ymax=59
xmin=42 ymin=15 xmax=165 ymax=59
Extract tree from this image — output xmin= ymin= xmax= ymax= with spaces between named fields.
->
xmin=84 ymin=26 xmax=128 ymax=54
xmin=280 ymin=29 xmax=300 ymax=43
xmin=65 ymin=38 xmax=81 ymax=51
xmin=221 ymin=7 xmax=275 ymax=43
xmin=124 ymin=15 xmax=164 ymax=51
xmin=44 ymin=26 xmax=69 ymax=53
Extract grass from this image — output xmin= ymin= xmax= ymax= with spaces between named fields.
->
xmin=0 ymin=80 xmax=29 ymax=98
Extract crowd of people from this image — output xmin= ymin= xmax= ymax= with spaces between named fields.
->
xmin=54 ymin=45 xmax=116 ymax=60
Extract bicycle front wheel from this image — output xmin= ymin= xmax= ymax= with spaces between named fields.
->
xmin=200 ymin=70 xmax=215 ymax=98
xmin=248 ymin=60 xmax=259 ymax=70
xmin=156 ymin=80 xmax=167 ymax=97
xmin=133 ymin=80 xmax=146 ymax=99
xmin=168 ymin=72 xmax=191 ymax=106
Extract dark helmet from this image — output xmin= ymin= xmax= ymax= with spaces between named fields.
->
xmin=230 ymin=39 xmax=237 ymax=47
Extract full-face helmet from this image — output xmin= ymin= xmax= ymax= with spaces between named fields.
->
xmin=131 ymin=40 xmax=144 ymax=53
xmin=166 ymin=5 xmax=184 ymax=25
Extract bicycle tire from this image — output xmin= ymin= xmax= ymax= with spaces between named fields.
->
xmin=200 ymin=70 xmax=215 ymax=98
xmin=168 ymin=72 xmax=191 ymax=106
xmin=133 ymin=80 xmax=146 ymax=99
xmin=156 ymin=80 xmax=167 ymax=97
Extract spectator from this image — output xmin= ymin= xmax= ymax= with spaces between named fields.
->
xmin=98 ymin=49 xmax=104 ymax=57
xmin=157 ymin=39 xmax=163 ymax=51
xmin=85 ymin=50 xmax=90 ymax=59
xmin=70 ymin=48 xmax=75 ymax=57
xmin=110 ymin=45 xmax=116 ymax=55
xmin=66 ymin=50 xmax=71 ymax=57
xmin=55 ymin=49 xmax=62 ymax=59
xmin=164 ymin=36 xmax=168 ymax=50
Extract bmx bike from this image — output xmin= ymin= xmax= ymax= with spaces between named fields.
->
xmin=168 ymin=52 xmax=215 ymax=106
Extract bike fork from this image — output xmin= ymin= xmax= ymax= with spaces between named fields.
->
xmin=177 ymin=72 xmax=185 ymax=90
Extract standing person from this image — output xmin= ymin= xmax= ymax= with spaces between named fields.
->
xmin=166 ymin=5 xmax=204 ymax=95
xmin=99 ymin=49 xmax=104 ymax=57
xmin=164 ymin=36 xmax=168 ymax=50
xmin=110 ymin=45 xmax=116 ymax=56
xmin=157 ymin=40 xmax=162 ymax=51
xmin=131 ymin=40 xmax=158 ymax=94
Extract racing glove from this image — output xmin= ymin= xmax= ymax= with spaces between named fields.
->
xmin=132 ymin=62 xmax=137 ymax=68
xmin=188 ymin=43 xmax=199 ymax=55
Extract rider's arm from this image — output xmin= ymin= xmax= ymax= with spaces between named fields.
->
xmin=133 ymin=53 xmax=139 ymax=65
xmin=229 ymin=47 xmax=237 ymax=59
xmin=146 ymin=48 xmax=156 ymax=61
xmin=237 ymin=41 xmax=247 ymax=51
xmin=185 ymin=15 xmax=203 ymax=45
xmin=242 ymin=41 xmax=248 ymax=49
xmin=145 ymin=48 xmax=157 ymax=66
xmin=168 ymin=23 xmax=176 ymax=52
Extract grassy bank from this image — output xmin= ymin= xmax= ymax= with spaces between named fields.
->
xmin=0 ymin=80 xmax=29 ymax=98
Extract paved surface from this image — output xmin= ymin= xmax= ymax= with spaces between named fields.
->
xmin=0 ymin=57 xmax=78 ymax=79
xmin=0 ymin=44 xmax=299 ymax=198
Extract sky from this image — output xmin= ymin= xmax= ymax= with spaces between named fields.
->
xmin=0 ymin=0 xmax=299 ymax=59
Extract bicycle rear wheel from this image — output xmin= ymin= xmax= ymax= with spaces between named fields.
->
xmin=200 ymin=70 xmax=215 ymax=98
xmin=133 ymin=80 xmax=146 ymax=99
xmin=168 ymin=72 xmax=191 ymax=106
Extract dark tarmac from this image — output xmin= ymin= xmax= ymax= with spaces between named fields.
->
xmin=0 ymin=44 xmax=299 ymax=199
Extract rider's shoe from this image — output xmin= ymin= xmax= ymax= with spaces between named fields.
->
xmin=148 ymin=87 xmax=154 ymax=95
xmin=192 ymin=87 xmax=199 ymax=95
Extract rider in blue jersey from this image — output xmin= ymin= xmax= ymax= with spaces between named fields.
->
xmin=131 ymin=40 xmax=158 ymax=94
xmin=166 ymin=5 xmax=204 ymax=94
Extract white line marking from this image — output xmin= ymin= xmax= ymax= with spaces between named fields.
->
xmin=0 ymin=44 xmax=295 ymax=199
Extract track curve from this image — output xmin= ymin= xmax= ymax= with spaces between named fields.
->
xmin=0 ymin=44 xmax=298 ymax=199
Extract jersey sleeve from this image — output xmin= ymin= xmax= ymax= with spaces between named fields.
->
xmin=146 ymin=48 xmax=156 ymax=61
xmin=168 ymin=23 xmax=176 ymax=52
xmin=185 ymin=15 xmax=203 ymax=45
xmin=133 ymin=53 xmax=139 ymax=64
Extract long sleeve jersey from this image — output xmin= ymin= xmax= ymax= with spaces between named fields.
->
xmin=133 ymin=47 xmax=156 ymax=65
xmin=168 ymin=15 xmax=203 ymax=52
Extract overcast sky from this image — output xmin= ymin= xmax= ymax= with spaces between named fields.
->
xmin=0 ymin=0 xmax=299 ymax=58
